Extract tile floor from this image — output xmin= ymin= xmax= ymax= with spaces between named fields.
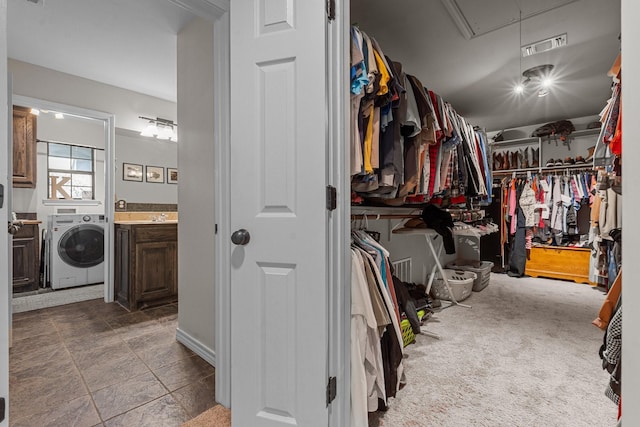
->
xmin=9 ymin=299 xmax=217 ymax=427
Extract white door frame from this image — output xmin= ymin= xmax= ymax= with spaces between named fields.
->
xmin=11 ymin=95 xmax=116 ymax=303
xmin=1 ymin=2 xmax=10 ymax=423
xmin=168 ymin=0 xmax=232 ymax=407
xmin=327 ymin=0 xmax=351 ymax=424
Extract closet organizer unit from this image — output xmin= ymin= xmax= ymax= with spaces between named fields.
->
xmin=491 ymin=127 xmax=606 ymax=284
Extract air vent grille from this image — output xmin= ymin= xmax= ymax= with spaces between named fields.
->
xmin=522 ymin=34 xmax=567 ymax=57
xmin=391 ymin=258 xmax=412 ymax=282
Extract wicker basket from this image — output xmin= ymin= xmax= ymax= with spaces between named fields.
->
xmin=431 ymin=269 xmax=476 ymax=302
xmin=445 ymin=260 xmax=494 ymax=292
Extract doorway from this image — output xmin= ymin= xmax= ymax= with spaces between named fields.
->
xmin=10 ymin=95 xmax=114 ymax=311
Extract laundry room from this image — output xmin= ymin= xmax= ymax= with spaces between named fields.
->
xmin=10 ymin=74 xmax=178 ymax=308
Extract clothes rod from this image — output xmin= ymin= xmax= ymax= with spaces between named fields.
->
xmin=351 ymin=214 xmax=421 ymax=220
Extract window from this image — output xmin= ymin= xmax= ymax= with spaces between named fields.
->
xmin=47 ymin=142 xmax=95 ymax=200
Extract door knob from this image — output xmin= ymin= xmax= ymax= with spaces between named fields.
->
xmin=231 ymin=229 xmax=251 ymax=246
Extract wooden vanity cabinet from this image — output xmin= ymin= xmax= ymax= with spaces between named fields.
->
xmin=13 ymin=105 xmax=37 ymax=188
xmin=115 ymin=223 xmax=178 ymax=311
xmin=12 ymin=223 xmax=40 ymax=294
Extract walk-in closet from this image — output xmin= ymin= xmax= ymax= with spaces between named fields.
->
xmin=347 ymin=0 xmax=622 ymax=425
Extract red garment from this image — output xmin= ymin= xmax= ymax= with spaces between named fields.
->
xmin=427 ymin=142 xmax=440 ymax=197
xmin=611 ymin=109 xmax=622 ymax=156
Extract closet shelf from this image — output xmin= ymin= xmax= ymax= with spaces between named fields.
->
xmin=490 ymin=136 xmax=538 ymax=146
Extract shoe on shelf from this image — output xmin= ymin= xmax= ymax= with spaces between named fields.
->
xmin=575 ymin=156 xmax=585 ymax=164
xmin=563 ymin=157 xmax=575 ymax=165
xmin=493 ymin=152 xmax=502 ymax=170
xmin=585 ymin=146 xmax=596 ymax=162
xmin=522 ymin=147 xmax=530 ymax=169
xmin=554 ymin=159 xmax=564 ymax=166
xmin=502 ymin=151 xmax=510 ymax=170
xmin=531 ymin=147 xmax=540 ymax=168
xmin=545 ymin=158 xmax=555 ymax=167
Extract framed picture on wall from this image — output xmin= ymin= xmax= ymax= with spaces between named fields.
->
xmin=146 ymin=166 xmax=164 ymax=183
xmin=123 ymin=163 xmax=143 ymax=182
xmin=167 ymin=168 xmax=178 ymax=184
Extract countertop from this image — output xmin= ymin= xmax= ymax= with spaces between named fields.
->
xmin=19 ymin=220 xmax=42 ymax=225
xmin=114 ymin=220 xmax=178 ymax=225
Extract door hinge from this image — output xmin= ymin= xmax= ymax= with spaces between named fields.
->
xmin=327 ymin=0 xmax=335 ymax=21
xmin=326 ymin=185 xmax=337 ymax=211
xmin=0 ymin=397 xmax=5 ymax=422
xmin=326 ymin=376 xmax=337 ymax=406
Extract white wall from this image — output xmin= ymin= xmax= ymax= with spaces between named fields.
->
xmin=10 ymin=61 xmax=179 ymax=209
xmin=9 ymin=59 xmax=176 ymax=132
xmin=176 ymin=17 xmax=216 ymax=358
xmin=12 ymin=112 xmax=106 ymax=219
xmin=114 ymin=129 xmax=178 ymax=204
xmin=621 ymin=0 xmax=639 ymax=421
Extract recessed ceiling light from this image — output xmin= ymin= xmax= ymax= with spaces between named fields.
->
xmin=514 ymin=84 xmax=525 ymax=94
xmin=55 ymin=112 xmax=64 ymax=119
xmin=30 ymin=108 xmax=40 ymax=116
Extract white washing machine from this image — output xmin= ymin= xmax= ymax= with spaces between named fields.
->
xmin=48 ymin=214 xmax=105 ymax=290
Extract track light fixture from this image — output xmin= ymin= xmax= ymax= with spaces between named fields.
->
xmin=139 ymin=116 xmax=178 ymax=141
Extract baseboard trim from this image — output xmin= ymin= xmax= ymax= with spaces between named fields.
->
xmin=176 ymin=328 xmax=216 ymax=367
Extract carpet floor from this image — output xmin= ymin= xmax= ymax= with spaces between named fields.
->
xmin=182 ymin=404 xmax=230 ymax=427
xmin=369 ymin=273 xmax=617 ymax=427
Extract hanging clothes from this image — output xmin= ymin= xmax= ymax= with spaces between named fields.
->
xmin=350 ymin=231 xmax=406 ymax=421
xmin=349 ymin=26 xmax=491 ymax=207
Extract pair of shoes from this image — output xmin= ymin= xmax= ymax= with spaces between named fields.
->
xmin=545 ymin=158 xmax=555 ymax=167
xmin=575 ymin=156 xmax=585 ymax=164
xmin=564 ymin=157 xmax=575 ymax=165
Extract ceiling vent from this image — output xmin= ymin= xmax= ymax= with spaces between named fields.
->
xmin=521 ymin=34 xmax=567 ymax=57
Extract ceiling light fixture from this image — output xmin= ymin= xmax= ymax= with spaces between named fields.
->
xmin=54 ymin=112 xmax=64 ymax=119
xmin=515 ymin=64 xmax=555 ymax=97
xmin=139 ymin=116 xmax=178 ymax=142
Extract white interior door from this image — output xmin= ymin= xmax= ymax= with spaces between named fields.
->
xmin=230 ymin=1 xmax=330 ymax=426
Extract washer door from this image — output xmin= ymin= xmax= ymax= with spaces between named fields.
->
xmin=57 ymin=224 xmax=104 ymax=268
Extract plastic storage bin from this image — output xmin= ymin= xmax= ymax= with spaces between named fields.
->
xmin=430 ymin=269 xmax=476 ymax=302
xmin=445 ymin=260 xmax=494 ymax=292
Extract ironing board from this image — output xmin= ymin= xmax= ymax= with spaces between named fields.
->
xmin=392 ymin=227 xmax=472 ymax=310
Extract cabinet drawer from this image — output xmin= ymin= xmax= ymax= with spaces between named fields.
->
xmin=134 ymin=225 xmax=177 ymax=243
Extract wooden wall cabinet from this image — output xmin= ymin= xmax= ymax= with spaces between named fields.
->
xmin=115 ymin=223 xmax=178 ymax=311
xmin=13 ymin=223 xmax=40 ymax=294
xmin=12 ymin=105 xmax=37 ymax=188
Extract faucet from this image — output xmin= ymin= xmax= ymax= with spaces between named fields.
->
xmin=8 ymin=212 xmax=23 ymax=235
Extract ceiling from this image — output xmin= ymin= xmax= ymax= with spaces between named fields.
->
xmin=8 ymin=0 xmax=620 ymax=131
xmin=8 ymin=0 xmax=196 ymax=102
xmin=351 ymin=0 xmax=620 ymax=131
